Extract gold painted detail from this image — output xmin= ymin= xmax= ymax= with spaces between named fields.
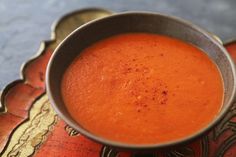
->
xmin=65 ymin=125 xmax=80 ymax=136
xmin=2 ymin=95 xmax=57 ymax=157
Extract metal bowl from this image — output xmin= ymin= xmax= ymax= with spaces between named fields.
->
xmin=46 ymin=12 xmax=236 ymax=150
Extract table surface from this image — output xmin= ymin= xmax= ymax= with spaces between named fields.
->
xmin=0 ymin=0 xmax=236 ymax=89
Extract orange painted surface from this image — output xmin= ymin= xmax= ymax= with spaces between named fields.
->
xmin=61 ymin=33 xmax=223 ymax=144
xmin=226 ymin=42 xmax=236 ymax=62
xmin=35 ymin=120 xmax=102 ymax=157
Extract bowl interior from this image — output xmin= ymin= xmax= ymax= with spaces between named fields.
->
xmin=46 ymin=12 xmax=236 ymax=149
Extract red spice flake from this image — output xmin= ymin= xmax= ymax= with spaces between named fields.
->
xmin=162 ymin=90 xmax=168 ymax=95
xmin=160 ymin=53 xmax=164 ymax=56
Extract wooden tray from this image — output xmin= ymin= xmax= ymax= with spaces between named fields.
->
xmin=1 ymin=8 xmax=236 ymax=157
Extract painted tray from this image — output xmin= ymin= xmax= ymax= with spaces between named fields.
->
xmin=1 ymin=8 xmax=236 ymax=157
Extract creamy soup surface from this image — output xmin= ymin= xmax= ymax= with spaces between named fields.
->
xmin=61 ymin=33 xmax=223 ymax=144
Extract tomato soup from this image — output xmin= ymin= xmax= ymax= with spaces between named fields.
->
xmin=61 ymin=33 xmax=223 ymax=144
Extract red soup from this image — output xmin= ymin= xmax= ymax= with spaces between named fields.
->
xmin=61 ymin=33 xmax=223 ymax=144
